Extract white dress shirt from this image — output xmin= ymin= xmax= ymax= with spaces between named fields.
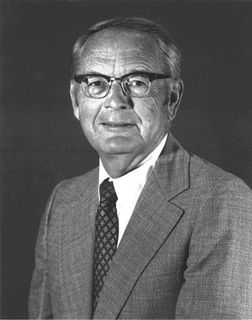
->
xmin=99 ymin=134 xmax=168 ymax=246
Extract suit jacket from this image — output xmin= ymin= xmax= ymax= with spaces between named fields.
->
xmin=29 ymin=134 xmax=252 ymax=319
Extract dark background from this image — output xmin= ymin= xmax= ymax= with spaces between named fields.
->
xmin=1 ymin=0 xmax=252 ymax=318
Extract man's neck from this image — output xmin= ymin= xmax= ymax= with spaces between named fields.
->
xmin=99 ymin=134 xmax=168 ymax=179
xmin=100 ymin=153 xmax=145 ymax=179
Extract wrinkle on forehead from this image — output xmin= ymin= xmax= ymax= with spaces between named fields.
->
xmin=79 ymin=29 xmax=164 ymax=74
xmin=84 ymin=29 xmax=156 ymax=53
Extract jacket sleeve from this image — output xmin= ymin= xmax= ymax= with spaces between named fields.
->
xmin=175 ymin=177 xmax=252 ymax=319
xmin=28 ymin=184 xmax=60 ymax=319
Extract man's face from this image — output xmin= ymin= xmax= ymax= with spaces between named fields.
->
xmin=70 ymin=29 xmax=181 ymax=167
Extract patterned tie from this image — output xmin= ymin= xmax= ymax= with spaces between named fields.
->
xmin=92 ymin=178 xmax=118 ymax=313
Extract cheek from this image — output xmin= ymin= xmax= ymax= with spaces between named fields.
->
xmin=137 ymin=96 xmax=168 ymax=129
xmin=77 ymin=97 xmax=101 ymax=126
xmin=78 ymin=106 xmax=92 ymax=130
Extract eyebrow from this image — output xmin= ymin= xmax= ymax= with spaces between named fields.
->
xmin=79 ymin=69 xmax=153 ymax=78
xmin=77 ymin=70 xmax=158 ymax=78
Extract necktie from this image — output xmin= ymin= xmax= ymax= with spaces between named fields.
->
xmin=92 ymin=178 xmax=118 ymax=313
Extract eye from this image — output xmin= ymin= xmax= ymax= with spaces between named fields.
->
xmin=124 ymin=74 xmax=150 ymax=96
xmin=128 ymin=77 xmax=148 ymax=87
xmin=84 ymin=77 xmax=109 ymax=96
xmin=130 ymin=79 xmax=145 ymax=87
xmin=86 ymin=77 xmax=107 ymax=87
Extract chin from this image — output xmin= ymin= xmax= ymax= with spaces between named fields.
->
xmin=99 ymin=145 xmax=135 ymax=155
xmin=97 ymin=137 xmax=141 ymax=155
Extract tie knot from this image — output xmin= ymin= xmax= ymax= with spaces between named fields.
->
xmin=99 ymin=178 xmax=118 ymax=204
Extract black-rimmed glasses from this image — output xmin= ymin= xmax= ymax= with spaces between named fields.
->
xmin=74 ymin=72 xmax=171 ymax=99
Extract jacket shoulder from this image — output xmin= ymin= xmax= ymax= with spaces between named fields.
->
xmin=52 ymin=167 xmax=99 ymax=202
xmin=189 ymin=154 xmax=252 ymax=199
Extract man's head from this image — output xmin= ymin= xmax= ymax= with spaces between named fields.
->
xmin=70 ymin=17 xmax=184 ymax=176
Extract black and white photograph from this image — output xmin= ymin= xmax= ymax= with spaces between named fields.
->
xmin=1 ymin=1 xmax=252 ymax=318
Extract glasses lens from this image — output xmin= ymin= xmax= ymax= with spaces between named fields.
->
xmin=82 ymin=76 xmax=109 ymax=98
xmin=124 ymin=74 xmax=150 ymax=97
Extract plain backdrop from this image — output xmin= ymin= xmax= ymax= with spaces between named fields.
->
xmin=1 ymin=0 xmax=252 ymax=318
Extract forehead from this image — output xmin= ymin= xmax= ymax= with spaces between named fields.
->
xmin=78 ymin=29 xmax=164 ymax=74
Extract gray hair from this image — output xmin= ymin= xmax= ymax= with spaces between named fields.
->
xmin=71 ymin=17 xmax=182 ymax=78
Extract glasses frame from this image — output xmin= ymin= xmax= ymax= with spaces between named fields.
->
xmin=74 ymin=71 xmax=171 ymax=99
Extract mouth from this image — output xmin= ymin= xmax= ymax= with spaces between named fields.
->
xmin=101 ymin=122 xmax=136 ymax=128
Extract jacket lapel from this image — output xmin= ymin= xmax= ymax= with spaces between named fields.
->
xmin=61 ymin=169 xmax=98 ymax=319
xmin=94 ymin=134 xmax=190 ymax=319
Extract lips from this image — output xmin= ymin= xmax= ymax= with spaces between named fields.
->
xmin=101 ymin=122 xmax=136 ymax=127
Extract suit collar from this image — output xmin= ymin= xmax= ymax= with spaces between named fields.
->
xmin=94 ymin=134 xmax=191 ymax=319
xmin=155 ymin=133 xmax=190 ymax=200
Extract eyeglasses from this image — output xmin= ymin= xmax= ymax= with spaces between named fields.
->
xmin=74 ymin=71 xmax=171 ymax=99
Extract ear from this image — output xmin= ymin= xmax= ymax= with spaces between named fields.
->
xmin=167 ymin=79 xmax=184 ymax=121
xmin=70 ymin=80 xmax=80 ymax=120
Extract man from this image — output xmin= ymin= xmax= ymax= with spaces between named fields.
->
xmin=29 ymin=17 xmax=252 ymax=319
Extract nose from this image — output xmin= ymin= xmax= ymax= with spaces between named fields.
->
xmin=103 ymin=82 xmax=132 ymax=110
